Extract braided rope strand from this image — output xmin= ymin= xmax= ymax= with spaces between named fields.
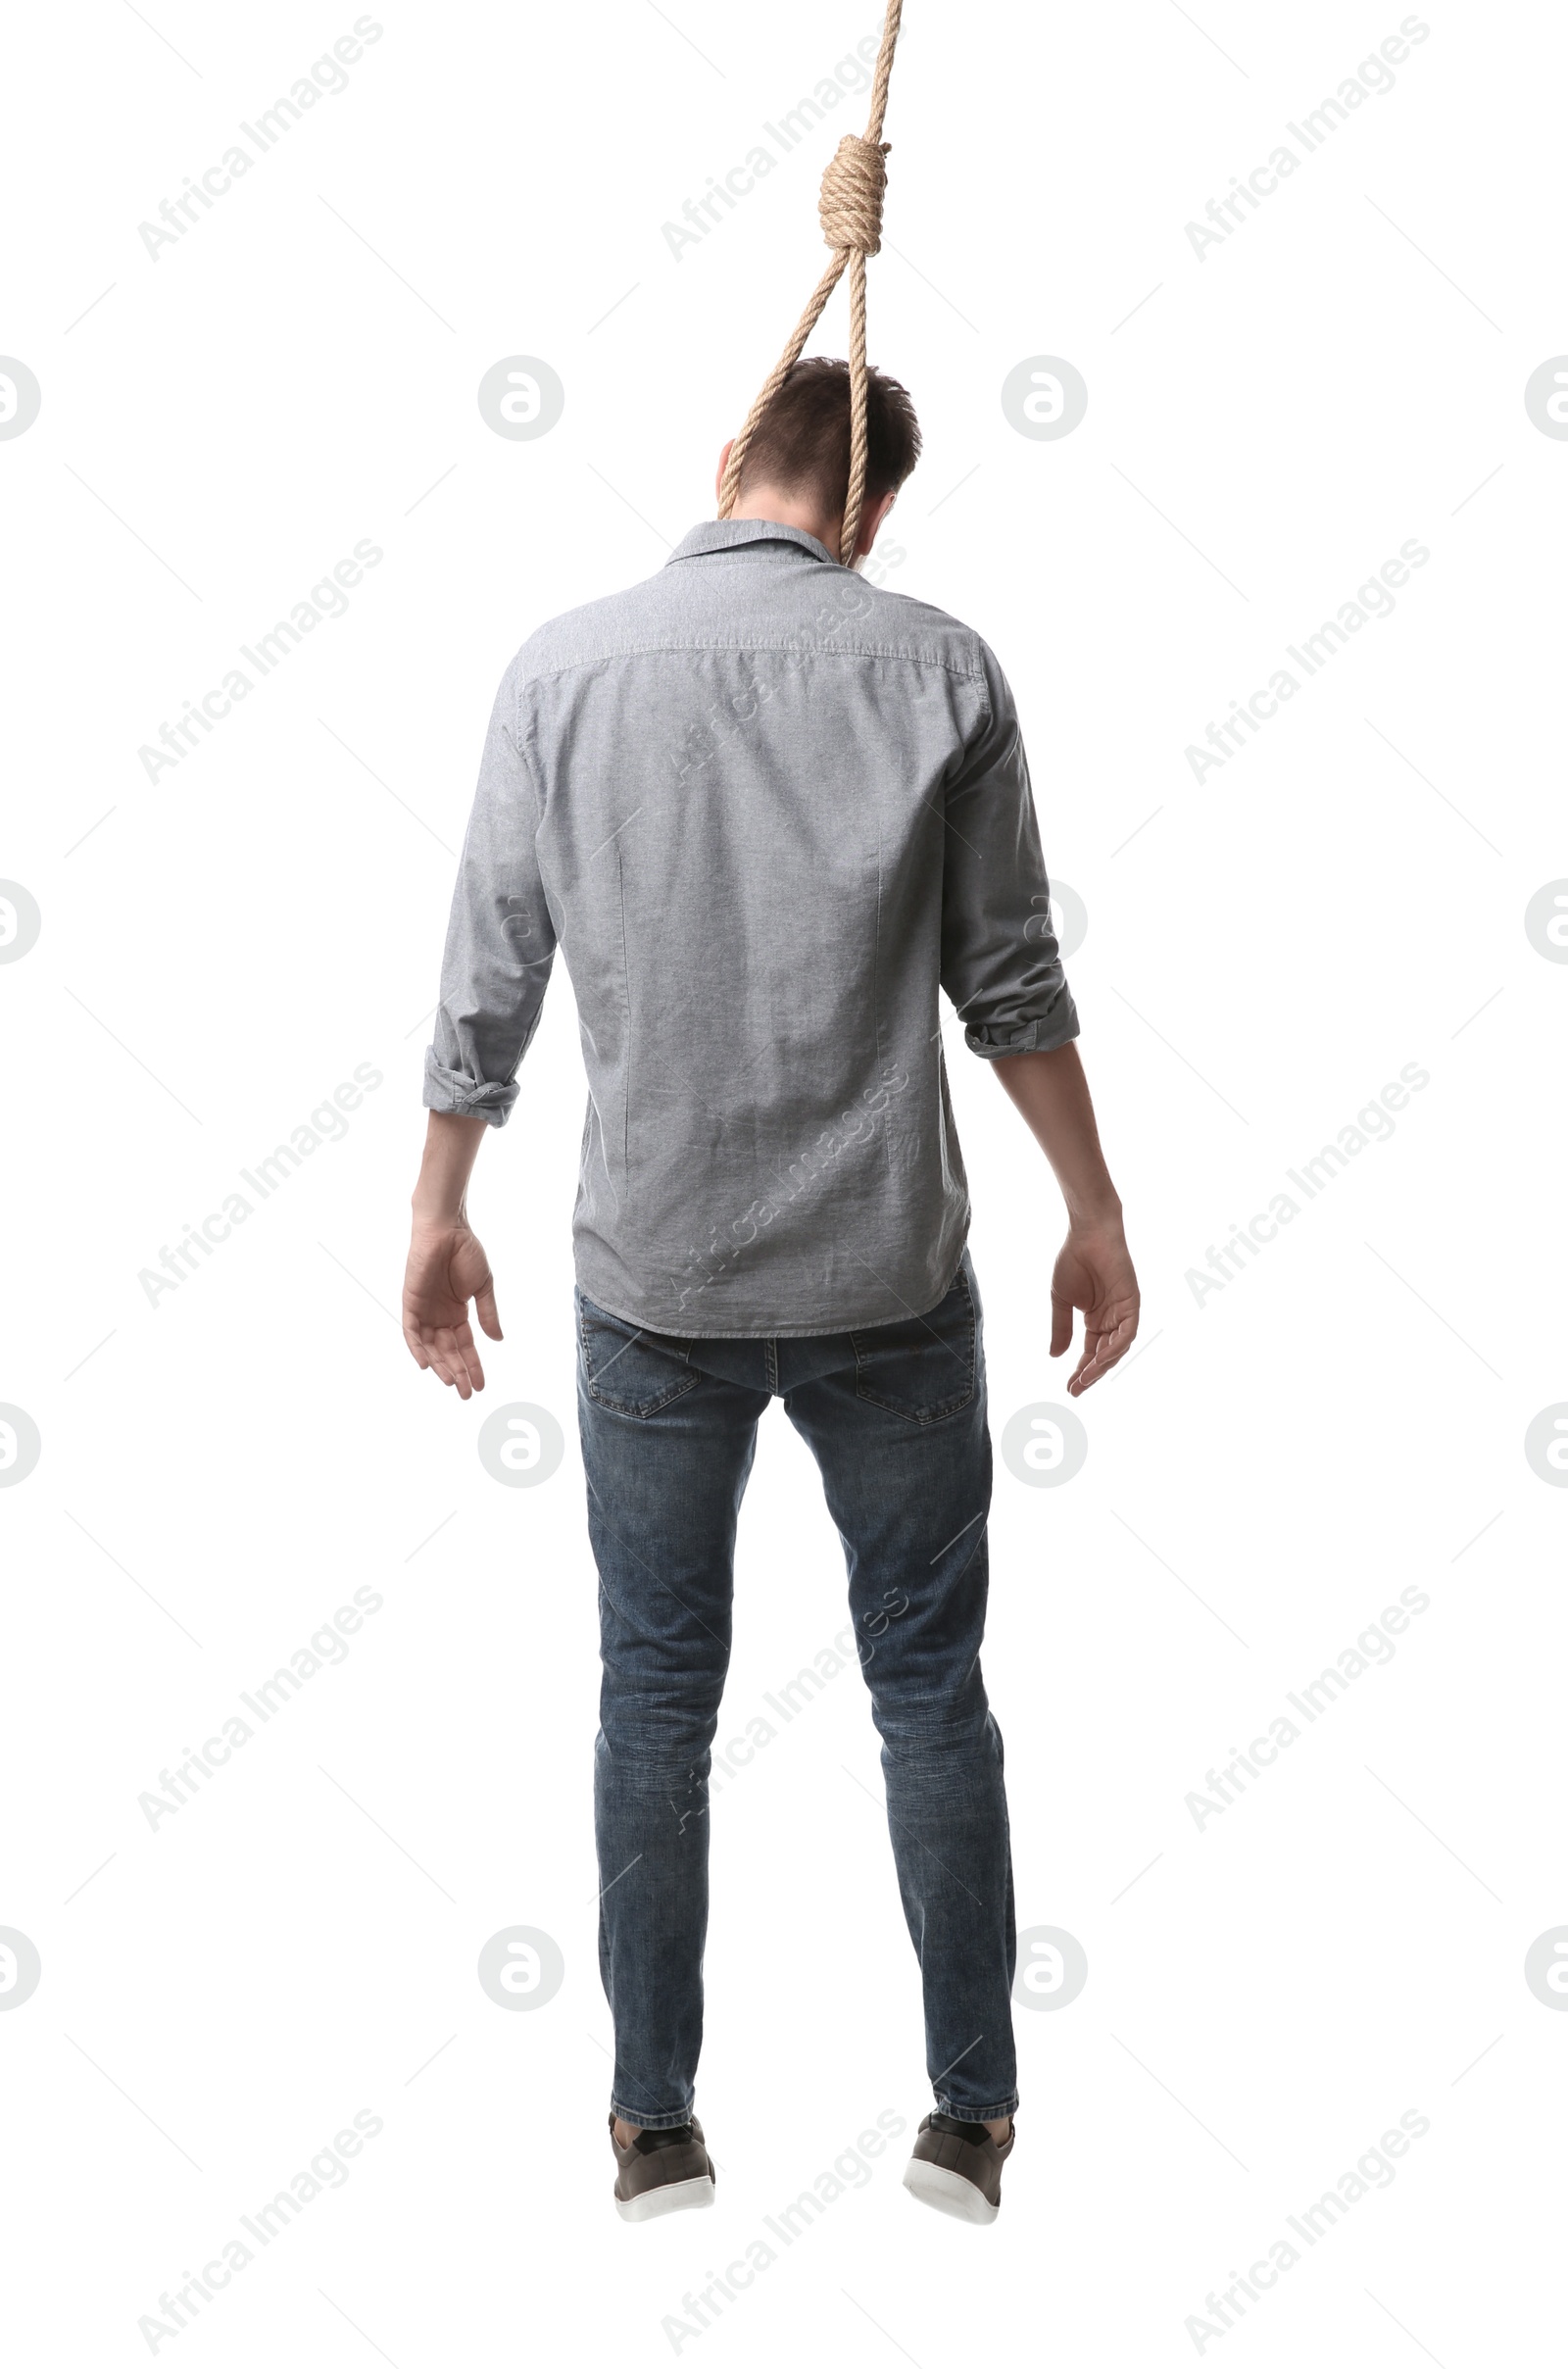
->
xmin=841 ymin=250 xmax=870 ymax=563
xmin=714 ymin=250 xmax=848 ymax=520
xmin=864 ymin=0 xmax=901 ymax=141
xmin=716 ymin=0 xmax=905 ymax=566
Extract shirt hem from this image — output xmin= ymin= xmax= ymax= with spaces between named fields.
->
xmin=574 ymin=1236 xmax=970 ymax=1341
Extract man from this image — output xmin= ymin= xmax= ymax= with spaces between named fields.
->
xmin=403 ymin=358 xmax=1138 ymax=2224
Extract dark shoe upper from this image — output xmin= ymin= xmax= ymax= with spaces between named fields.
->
xmin=609 ymin=2113 xmax=715 ymax=2204
xmin=907 ymin=2110 xmax=1014 ymax=2208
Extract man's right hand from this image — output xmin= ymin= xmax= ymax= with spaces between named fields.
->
xmin=990 ymin=1042 xmax=1138 ymax=1394
xmin=402 ymin=1220 xmax=501 ymax=1400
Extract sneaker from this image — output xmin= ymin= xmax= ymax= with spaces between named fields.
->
xmin=610 ymin=2113 xmax=716 ymax=2222
xmin=902 ymin=2110 xmax=1014 ymax=2223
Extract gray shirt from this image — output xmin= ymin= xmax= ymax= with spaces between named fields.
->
xmin=424 ymin=518 xmax=1078 ymax=1336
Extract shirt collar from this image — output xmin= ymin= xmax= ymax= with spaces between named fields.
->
xmin=666 ymin=518 xmax=840 ymax=568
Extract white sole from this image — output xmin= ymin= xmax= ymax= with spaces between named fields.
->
xmin=902 ymin=2160 xmax=1000 ymax=2224
xmin=614 ymin=2176 xmax=715 ymax=2223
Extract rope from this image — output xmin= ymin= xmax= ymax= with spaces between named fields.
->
xmin=715 ymin=0 xmax=905 ymax=567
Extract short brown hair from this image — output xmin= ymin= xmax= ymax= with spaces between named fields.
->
xmin=735 ymin=357 xmax=921 ymax=516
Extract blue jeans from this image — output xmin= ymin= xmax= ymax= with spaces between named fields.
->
xmin=575 ymin=1250 xmax=1018 ymax=2130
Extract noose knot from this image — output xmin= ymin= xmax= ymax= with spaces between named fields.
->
xmin=818 ymin=133 xmax=890 ymax=256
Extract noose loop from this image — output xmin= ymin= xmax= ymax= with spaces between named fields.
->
xmin=715 ymin=0 xmax=904 ymax=567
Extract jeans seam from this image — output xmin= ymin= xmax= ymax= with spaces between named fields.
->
xmin=585 ymin=1373 xmax=701 ymax=1417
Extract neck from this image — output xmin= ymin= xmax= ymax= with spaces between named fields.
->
xmin=726 ymin=489 xmax=843 ymax=555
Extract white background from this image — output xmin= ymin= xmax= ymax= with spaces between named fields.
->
xmin=2 ymin=0 xmax=1565 ymax=2360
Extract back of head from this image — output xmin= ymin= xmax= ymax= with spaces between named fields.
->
xmin=735 ymin=357 xmax=921 ymax=517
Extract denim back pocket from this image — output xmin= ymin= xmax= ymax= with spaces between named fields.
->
xmin=850 ymin=1262 xmax=978 ymax=1423
xmin=578 ymin=1296 xmax=701 ymax=1417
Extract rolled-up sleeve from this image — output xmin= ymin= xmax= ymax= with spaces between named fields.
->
xmin=422 ymin=664 xmax=557 ymax=1126
xmin=941 ymin=640 xmax=1079 ymax=1060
